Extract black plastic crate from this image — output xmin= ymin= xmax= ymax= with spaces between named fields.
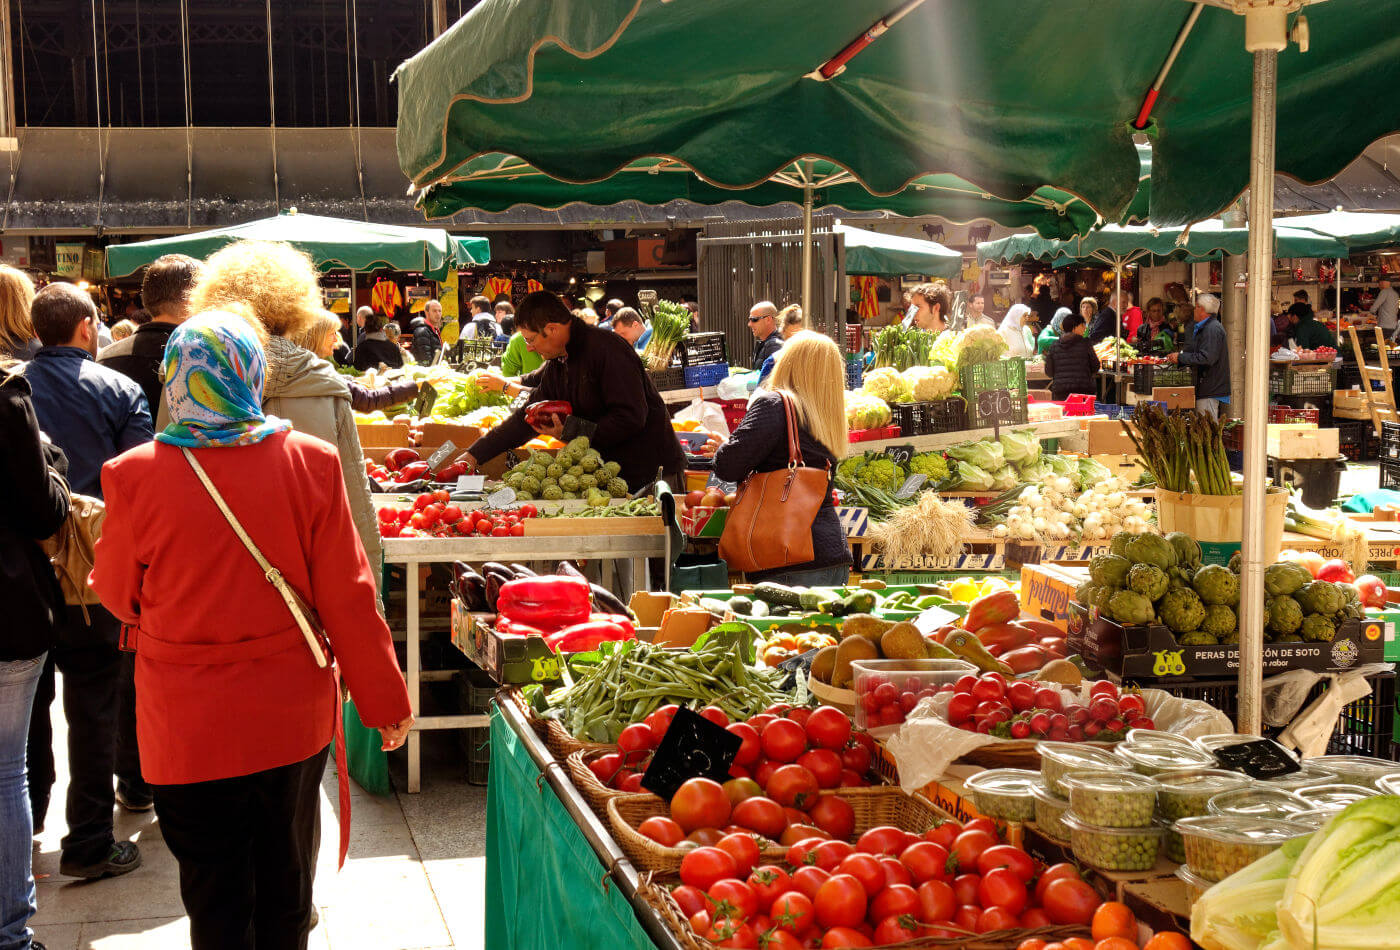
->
xmin=1273 ymin=457 xmax=1345 ymax=508
xmin=925 ymin=397 xmax=968 ymax=434
xmin=1337 ymin=420 xmax=1369 ymax=461
xmin=1382 ymin=458 xmax=1400 ymax=490
xmin=1269 ymin=362 xmax=1338 ymax=396
xmin=648 ymin=366 xmax=686 ymax=392
xmin=1131 ymin=362 xmax=1194 ymax=395
xmin=1337 ymin=362 xmax=1363 ymax=390
xmin=891 ymin=401 xmax=927 ymax=437
xmin=456 ymin=665 xmax=497 ymax=715
xmin=678 ymin=332 xmax=727 ymax=367
xmin=1382 ymin=421 xmax=1400 ymax=461
xmin=1139 ymin=674 xmax=1395 ymax=759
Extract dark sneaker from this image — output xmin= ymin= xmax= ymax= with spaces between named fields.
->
xmin=114 ymin=787 xmax=154 ymax=812
xmin=60 ymin=841 xmax=142 ymax=879
xmin=309 ymin=907 xmax=320 ymax=929
xmin=31 ymin=942 xmax=47 ymax=950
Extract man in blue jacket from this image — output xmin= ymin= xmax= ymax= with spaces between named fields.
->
xmin=1169 ymin=293 xmax=1231 ymax=418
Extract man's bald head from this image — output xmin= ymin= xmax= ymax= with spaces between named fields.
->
xmin=748 ymin=300 xmax=778 ymax=341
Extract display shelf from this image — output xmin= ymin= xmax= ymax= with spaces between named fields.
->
xmin=844 ymin=416 xmax=1087 ymax=457
xmin=655 ymin=385 xmax=719 ymax=403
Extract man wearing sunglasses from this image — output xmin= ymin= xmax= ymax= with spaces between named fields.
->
xmin=748 ymin=300 xmax=784 ymax=370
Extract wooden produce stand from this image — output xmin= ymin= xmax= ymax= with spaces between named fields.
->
xmin=381 ymin=520 xmax=670 ymax=792
xmin=845 ymin=415 xmax=1087 ymax=457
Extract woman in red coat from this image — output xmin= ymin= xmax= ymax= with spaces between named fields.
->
xmin=90 ymin=310 xmax=412 ymax=950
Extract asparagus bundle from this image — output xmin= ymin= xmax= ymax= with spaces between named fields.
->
xmin=1124 ymin=404 xmax=1237 ymax=495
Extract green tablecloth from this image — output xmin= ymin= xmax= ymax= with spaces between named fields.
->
xmin=486 ymin=707 xmax=657 ymax=949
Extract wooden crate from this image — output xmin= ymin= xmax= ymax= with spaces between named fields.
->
xmin=1268 ymin=425 xmax=1339 ymax=459
xmin=1334 ymin=389 xmax=1374 ymax=421
xmin=522 ymin=516 xmax=666 ymax=537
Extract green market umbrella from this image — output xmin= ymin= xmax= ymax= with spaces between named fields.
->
xmin=1281 ymin=211 xmax=1400 ymax=254
xmin=837 ymin=225 xmax=960 ymax=279
xmin=978 ymin=220 xmax=1349 ymax=267
xmin=105 ymin=210 xmax=490 ymax=280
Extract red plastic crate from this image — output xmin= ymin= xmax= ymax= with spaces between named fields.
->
xmin=718 ymin=398 xmax=749 ymax=433
xmin=1268 ymin=405 xmax=1320 ymax=424
xmin=1062 ymin=394 xmax=1096 ymax=416
xmin=849 ymin=425 xmax=901 ymax=443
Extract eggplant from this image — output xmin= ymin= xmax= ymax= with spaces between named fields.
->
xmin=484 ymin=571 xmax=508 ymax=610
xmin=589 ymin=583 xmax=632 ymax=619
xmin=481 ymin=562 xmax=515 ymax=580
xmin=508 ymin=563 xmax=537 ymax=578
xmin=451 ymin=563 xmax=489 ymax=611
xmin=556 ymin=561 xmax=586 ymax=578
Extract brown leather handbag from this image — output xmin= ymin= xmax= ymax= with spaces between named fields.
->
xmin=719 ymin=393 xmax=830 ymax=574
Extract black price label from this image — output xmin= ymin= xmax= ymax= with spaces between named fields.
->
xmin=884 ymin=444 xmax=915 ymax=466
xmin=414 ymin=382 xmax=438 ymax=419
xmin=640 ymin=706 xmax=742 ymax=800
xmin=425 ymin=440 xmax=457 ymax=473
xmin=977 ymin=388 xmax=1013 ymax=421
xmin=1211 ymin=739 xmax=1302 ymax=780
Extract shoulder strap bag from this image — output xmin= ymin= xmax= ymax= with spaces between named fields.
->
xmin=718 ymin=393 xmax=831 ymax=574
xmin=181 ymin=447 xmax=330 ymax=669
xmin=39 ymin=470 xmax=106 ymax=620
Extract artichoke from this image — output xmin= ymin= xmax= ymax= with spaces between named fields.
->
xmin=566 ymin=435 xmax=591 ymax=453
xmin=527 ymin=463 xmax=548 ymax=481
xmin=580 ymin=455 xmax=601 ymax=473
xmin=1193 ymin=564 xmax=1241 ymax=607
xmin=607 ymin=477 xmax=629 ymax=497
xmin=1159 ymin=588 xmax=1207 ymax=635
xmin=1336 ymin=582 xmax=1361 ymax=606
xmin=1178 ymin=631 xmax=1219 ymax=646
xmin=546 ymin=463 xmax=564 ymax=479
xmin=1110 ymin=531 xmax=1136 ymax=559
xmin=1167 ymin=532 xmax=1202 ymax=571
xmin=1128 ymin=563 xmax=1169 ymax=602
xmin=1228 ymin=550 xmax=1242 ymax=574
xmin=1202 ymin=604 xmax=1238 ymax=639
xmin=558 ymin=473 xmax=580 ymax=493
xmin=504 ymin=472 xmax=524 ymax=490
xmin=1107 ymin=589 xmax=1156 ymax=626
xmin=541 ymin=484 xmax=564 ymax=500
xmin=568 ymin=465 xmax=584 ymax=477
xmin=1127 ymin=533 xmax=1178 ymax=570
xmin=1092 ymin=586 xmax=1118 ymax=613
xmin=520 ymin=475 xmax=542 ymax=494
xmin=1300 ymin=614 xmax=1336 ymax=643
xmin=1075 ymin=580 xmax=1099 ymax=606
xmin=1090 ymin=554 xmax=1132 ymax=588
xmin=1295 ymin=580 xmax=1346 ymax=617
xmin=1220 ymin=630 xmax=1241 ymax=644
xmin=1264 ymin=561 xmax=1313 ymax=598
xmin=1267 ymin=596 xmax=1304 ymax=636
xmin=603 ymin=461 xmax=622 ymax=477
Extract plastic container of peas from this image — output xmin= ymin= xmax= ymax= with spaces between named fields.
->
xmin=1294 ymin=782 xmax=1376 ymax=813
xmin=1154 ymin=768 xmax=1250 ymax=862
xmin=1062 ymin=811 xmax=1162 ymax=871
xmin=1257 ymin=763 xmax=1337 ymax=792
xmin=1207 ymin=786 xmax=1311 ymax=821
xmin=1062 ymin=772 xmax=1160 ymax=829
xmin=1115 ymin=742 xmax=1216 ymax=777
xmin=1031 ymin=782 xmax=1072 ymax=842
xmin=1174 ymin=815 xmax=1312 ymax=883
xmin=1306 ymin=755 xmax=1400 ymax=789
xmin=1175 ymin=864 xmax=1215 ymax=904
xmin=1036 ymin=741 xmax=1124 ymax=796
xmin=964 ymin=768 xmax=1039 ymax=823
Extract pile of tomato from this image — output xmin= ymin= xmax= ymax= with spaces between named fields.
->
xmin=945 ymin=675 xmax=1154 ymax=743
xmin=375 ymin=492 xmax=539 ymax=539
xmin=1016 ymin=902 xmax=1193 ymax=950
xmin=669 ymin=813 xmax=1113 ymax=949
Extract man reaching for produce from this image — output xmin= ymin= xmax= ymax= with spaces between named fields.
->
xmin=454 ymin=291 xmax=685 ymax=491
xmin=1169 ymin=293 xmax=1230 ymax=418
xmin=1044 ymin=313 xmax=1100 ymax=400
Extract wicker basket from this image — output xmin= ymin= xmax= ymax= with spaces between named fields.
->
xmin=636 ymin=872 xmax=1091 ymax=950
xmin=544 ymin=718 xmax=615 ymax=761
xmin=958 ymin=741 xmax=1047 ymax=770
xmin=565 ymin=750 xmax=660 ymax=815
xmin=607 ymin=786 xmax=952 ymax=874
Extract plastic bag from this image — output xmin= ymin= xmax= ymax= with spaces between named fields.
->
xmin=672 ymin=397 xmax=731 ymax=439
xmin=1272 ymin=663 xmax=1392 ymax=757
xmin=716 ymin=372 xmax=758 ymax=401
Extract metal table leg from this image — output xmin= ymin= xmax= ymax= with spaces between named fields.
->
xmin=406 ymin=561 xmax=421 ymax=793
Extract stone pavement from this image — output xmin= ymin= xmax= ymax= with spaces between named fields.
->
xmin=30 ymin=713 xmax=487 ymax=950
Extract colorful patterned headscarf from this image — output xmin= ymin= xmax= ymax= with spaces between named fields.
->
xmin=156 ymin=312 xmax=291 ymax=448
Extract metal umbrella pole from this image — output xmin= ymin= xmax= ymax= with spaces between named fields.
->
xmin=1336 ymin=257 xmax=1343 ymax=318
xmin=801 ymin=159 xmax=815 ymax=319
xmin=1237 ymin=6 xmax=1286 ymax=736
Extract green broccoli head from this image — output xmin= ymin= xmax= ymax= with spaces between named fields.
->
xmin=861 ymin=457 xmax=900 ymax=491
xmin=908 ymin=453 xmax=950 ymax=481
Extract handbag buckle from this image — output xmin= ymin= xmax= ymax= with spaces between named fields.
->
xmin=266 ymin=567 xmax=283 ymax=585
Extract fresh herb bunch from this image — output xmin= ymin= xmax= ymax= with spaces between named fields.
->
xmin=641 ymin=300 xmax=692 ymax=370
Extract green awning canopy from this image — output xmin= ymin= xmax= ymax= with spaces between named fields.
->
xmin=106 ymin=210 xmax=490 ymax=280
xmin=978 ymin=220 xmax=1349 ymax=268
xmin=1279 ymin=211 xmax=1400 ymax=255
xmin=837 ymin=225 xmax=961 ymax=279
xmin=394 ymin=0 xmax=1400 ymax=230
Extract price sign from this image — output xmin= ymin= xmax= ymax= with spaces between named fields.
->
xmin=641 ymin=706 xmax=741 ymax=799
xmin=883 ymin=444 xmax=915 ymax=467
xmin=977 ymin=388 xmax=1013 ymax=437
xmin=775 ymin=648 xmax=820 ymax=691
xmin=414 ymin=382 xmax=438 ymax=419
xmin=487 ymin=486 xmax=516 ymax=507
xmin=895 ymin=473 xmax=928 ymax=498
xmin=455 ymin=474 xmax=486 ymax=492
xmin=425 ymin=441 xmax=457 ymax=473
xmin=1212 ymin=739 xmax=1301 ymax=780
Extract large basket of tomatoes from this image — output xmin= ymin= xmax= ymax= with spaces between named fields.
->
xmin=566 ymin=750 xmax=661 ymax=814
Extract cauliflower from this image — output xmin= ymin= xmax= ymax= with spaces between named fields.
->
xmin=954 ymin=325 xmax=1009 ymax=370
xmin=861 ymin=367 xmax=906 ymax=403
xmin=845 ymin=392 xmax=892 ymax=430
xmin=902 ymin=366 xmax=956 ymax=401
xmin=837 ymin=456 xmax=867 ymax=482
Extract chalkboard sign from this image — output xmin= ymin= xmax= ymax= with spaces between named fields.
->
xmin=640 ymin=706 xmax=741 ymax=799
xmin=414 ymin=382 xmax=438 ymax=420
xmin=884 ymin=444 xmax=915 ymax=467
xmin=1212 ymin=739 xmax=1301 ymax=780
xmin=425 ymin=440 xmax=458 ymax=473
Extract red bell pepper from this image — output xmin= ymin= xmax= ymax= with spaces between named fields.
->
xmin=524 ymin=400 xmax=572 ymax=427
xmin=496 ymin=576 xmax=591 ymax=631
xmin=384 ymin=448 xmax=421 ymax=472
xmin=495 ymin=617 xmax=547 ymax=638
xmin=543 ymin=619 xmax=634 ymax=653
xmin=396 ymin=461 xmax=431 ymax=482
xmin=588 ymin=613 xmax=636 ymax=640
xmin=436 ymin=461 xmax=469 ymax=482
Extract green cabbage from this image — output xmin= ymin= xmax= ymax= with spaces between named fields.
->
xmin=947 ymin=439 xmax=1005 ymax=472
xmin=990 ymin=466 xmax=1019 ymax=490
xmin=999 ymin=429 xmax=1042 ymax=466
xmin=1044 ymin=454 xmax=1082 ymax=488
xmin=1078 ymin=456 xmax=1113 ymax=485
xmin=954 ymin=462 xmax=995 ymax=491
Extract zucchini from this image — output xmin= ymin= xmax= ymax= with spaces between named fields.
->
xmin=753 ymin=582 xmax=823 ymax=610
xmin=728 ymin=596 xmax=755 ymax=616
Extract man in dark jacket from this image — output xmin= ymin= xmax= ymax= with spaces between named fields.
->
xmin=98 ymin=253 xmax=201 ymax=419
xmin=456 ymin=292 xmax=685 ymax=491
xmin=1170 ymin=293 xmax=1230 ymax=417
xmin=1285 ymin=291 xmax=1336 ymax=350
xmin=1086 ymin=294 xmax=1119 ymax=346
xmin=22 ymin=283 xmax=147 ymax=879
xmin=748 ymin=300 xmax=784 ymax=370
xmin=1044 ymin=314 xmax=1101 ymax=400
xmin=409 ymin=300 xmax=444 ymax=365
xmin=351 ymin=311 xmax=405 ymax=371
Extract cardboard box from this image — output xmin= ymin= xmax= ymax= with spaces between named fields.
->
xmin=1268 ymin=424 xmax=1337 ymax=459
xmin=917 ymin=771 xmax=1023 ymax=846
xmin=1095 ymin=453 xmax=1145 ymax=481
xmin=629 ymin=591 xmax=680 ymax=628
xmin=1085 ymin=417 xmax=1137 ymax=455
xmin=1022 ymin=826 xmax=1180 ymax=902
xmin=1152 ymin=386 xmax=1196 ymax=410
xmin=356 ymin=421 xmax=411 ymax=448
xmin=1121 ymin=879 xmax=1194 ymax=941
xmin=450 ymin=600 xmax=563 ymax=686
xmin=1020 ymin=562 xmax=1087 ymax=623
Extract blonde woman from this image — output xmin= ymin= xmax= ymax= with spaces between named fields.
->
xmin=109 ymin=319 xmax=137 ymax=342
xmin=0 ymin=265 xmax=38 ymax=360
xmin=714 ymin=331 xmax=851 ymax=586
xmin=190 ymin=241 xmax=382 ymax=574
xmin=296 ymin=312 xmax=418 ymax=415
xmin=778 ymin=303 xmax=806 ymax=339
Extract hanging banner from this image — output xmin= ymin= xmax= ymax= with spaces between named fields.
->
xmin=55 ymin=243 xmax=84 ymax=278
xmin=484 ymin=276 xmax=512 ymax=301
xmin=440 ymin=270 xmax=460 ymax=324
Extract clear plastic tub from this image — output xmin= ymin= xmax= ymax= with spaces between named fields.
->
xmin=1126 ymin=729 xmax=1197 ymax=750
xmin=1290 ymin=808 xmax=1335 ymax=829
xmin=1174 ymin=815 xmax=1312 ymax=883
xmin=964 ymin=768 xmax=1039 ymax=823
xmin=1115 ymin=742 xmax=1217 ymax=777
xmin=1207 ymin=787 xmax=1312 ymax=820
xmin=1379 ymin=773 xmax=1400 ymax=796
xmin=851 ymin=658 xmax=977 ymax=731
xmin=1031 ymin=782 xmax=1072 ymax=842
xmin=1155 ymin=769 xmax=1251 ymax=863
xmin=1037 ymin=741 xmax=1125 ymax=796
xmin=1063 ymin=772 xmax=1160 ymax=828
xmin=1295 ymin=782 xmax=1376 ymax=813
xmin=1175 ymin=864 xmax=1215 ymax=903
xmin=1306 ymin=755 xmax=1400 ymax=789
xmin=1194 ymin=733 xmax=1298 ymax=759
xmin=1062 ymin=811 xmax=1162 ymax=871
xmin=1258 ymin=763 xmax=1337 ymax=791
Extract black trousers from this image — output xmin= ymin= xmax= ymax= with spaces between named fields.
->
xmin=26 ymin=603 xmax=122 ymax=864
xmin=116 ymin=650 xmax=149 ymax=800
xmin=153 ymin=746 xmax=328 ymax=950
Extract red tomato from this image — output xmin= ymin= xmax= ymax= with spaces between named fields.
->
xmin=508 ymin=523 xmax=524 ymax=536
xmin=977 ymin=905 xmax=1021 ymax=933
xmin=590 ymin=753 xmax=623 ymax=783
xmin=687 ymin=827 xmax=723 ymax=847
xmin=700 ymin=706 xmax=731 ymax=727
xmin=1033 ymin=863 xmax=1082 ymax=905
xmin=839 ymin=743 xmax=871 ymax=775
xmin=925 ymin=820 xmax=962 ymax=851
xmin=786 ymin=707 xmax=813 ymax=728
xmin=727 ymin=723 xmax=762 ymax=766
xmin=517 ymin=503 xmax=537 ymax=518
xmin=979 ymin=868 xmax=1028 ymax=915
xmin=1041 ymin=877 xmax=1101 ymax=926
xmin=961 ymin=818 xmax=999 ymax=837
xmin=819 ymin=927 xmax=872 ymax=948
xmin=745 ymin=866 xmax=791 ymax=907
xmin=952 ymin=829 xmax=998 ymax=870
xmin=764 ymin=928 xmax=804 ymax=950
xmin=869 ymin=883 xmax=919 ymax=922
xmin=805 ymin=706 xmax=852 ymax=750
xmin=835 ymin=853 xmax=885 ymax=898
xmin=811 ymin=840 xmax=855 ymax=872
xmin=618 ymin=772 xmax=646 ymax=793
xmin=947 ymin=693 xmax=977 ymax=724
xmin=916 ymin=880 xmax=956 ymax=924
xmin=856 ymin=825 xmax=912 ymax=856
xmin=971 ymin=677 xmax=1006 ymax=704
xmin=838 ymin=770 xmax=868 ymax=788
xmin=873 ymin=915 xmax=923 ymax=944
xmin=766 ymin=765 xmax=819 ymax=810
xmin=689 ymin=910 xmax=711 ymax=934
xmin=1117 ymin=693 xmax=1147 ymax=719
xmin=679 ymin=847 xmax=738 ymax=890
xmin=796 ymin=749 xmax=843 ymax=788
xmin=645 ymin=704 xmax=680 ymax=738
xmin=807 ymin=794 xmax=855 ymax=840
xmin=977 ymin=844 xmax=1035 ymax=883
xmin=722 ymin=778 xmax=763 ymax=805
xmin=1089 ymin=680 xmax=1119 ymax=700
xmin=747 ymin=713 xmax=778 ymax=733
xmin=753 ymin=760 xmax=779 ymax=789
xmin=731 ymin=797 xmax=785 ymax=839
xmin=617 ymin=723 xmax=655 ymax=758
xmin=638 ymin=816 xmax=684 ymax=846
xmin=707 ymin=878 xmax=758 ymax=921
xmin=704 ymin=918 xmax=757 ymax=949
xmin=878 ymin=856 xmax=913 ymax=889
xmin=671 ymin=884 xmax=707 ymax=917
xmin=1006 ymin=680 xmax=1038 ymax=712
xmin=716 ymin=834 xmax=761 ymax=878
xmin=814 ymin=874 xmax=868 ymax=929
xmin=900 ymin=841 xmax=952 ymax=884
xmin=952 ymin=873 xmax=981 ymax=907
xmin=760 ymin=719 xmax=808 ymax=763
xmin=782 ymin=807 xmax=809 ymax=827
xmin=785 ymin=838 xmax=824 ymax=868
xmin=1020 ymin=908 xmax=1052 ymax=929
xmin=769 ymin=891 xmax=814 ymax=934
xmin=490 ymin=525 xmax=509 ymax=537
xmin=778 ymin=823 xmax=828 ymax=846
xmin=671 ymin=778 xmax=732 ymax=832
xmin=953 ymin=905 xmax=981 ymax=933
xmin=791 ymin=865 xmax=829 ymax=901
